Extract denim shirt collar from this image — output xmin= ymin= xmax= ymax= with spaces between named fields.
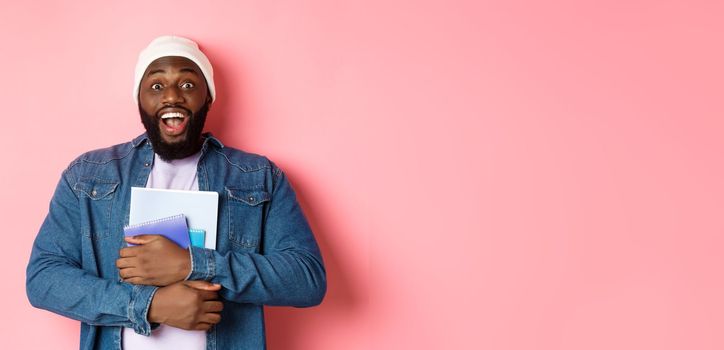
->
xmin=131 ymin=132 xmax=225 ymax=150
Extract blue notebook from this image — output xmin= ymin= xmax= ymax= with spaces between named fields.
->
xmin=123 ymin=214 xmax=190 ymax=248
xmin=189 ymin=229 xmax=206 ymax=248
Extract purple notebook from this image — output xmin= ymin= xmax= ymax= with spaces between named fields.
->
xmin=123 ymin=214 xmax=190 ymax=248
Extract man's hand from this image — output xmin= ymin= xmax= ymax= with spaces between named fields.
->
xmin=148 ymin=280 xmax=224 ymax=331
xmin=117 ymin=235 xmax=191 ymax=286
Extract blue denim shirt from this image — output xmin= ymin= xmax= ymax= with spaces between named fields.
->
xmin=26 ymin=133 xmax=326 ymax=350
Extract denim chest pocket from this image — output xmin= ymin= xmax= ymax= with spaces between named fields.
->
xmin=226 ymin=187 xmax=270 ymax=250
xmin=74 ymin=178 xmax=120 ymax=239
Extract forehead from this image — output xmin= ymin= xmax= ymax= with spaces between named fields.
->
xmin=143 ymin=56 xmax=203 ymax=78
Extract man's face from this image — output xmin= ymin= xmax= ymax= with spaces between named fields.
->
xmin=138 ymin=56 xmax=211 ymax=160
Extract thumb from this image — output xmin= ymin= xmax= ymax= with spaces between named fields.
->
xmin=185 ymin=280 xmax=222 ymax=291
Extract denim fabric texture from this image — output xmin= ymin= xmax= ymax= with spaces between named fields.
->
xmin=26 ymin=133 xmax=326 ymax=350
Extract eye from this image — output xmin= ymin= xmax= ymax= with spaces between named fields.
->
xmin=181 ymin=82 xmax=195 ymax=89
xmin=150 ymin=83 xmax=163 ymax=91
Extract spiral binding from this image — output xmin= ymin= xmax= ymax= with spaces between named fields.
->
xmin=123 ymin=213 xmax=185 ymax=230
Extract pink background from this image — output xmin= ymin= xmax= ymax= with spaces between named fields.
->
xmin=2 ymin=0 xmax=724 ymax=348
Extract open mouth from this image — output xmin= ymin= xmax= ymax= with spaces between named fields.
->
xmin=158 ymin=110 xmax=190 ymax=137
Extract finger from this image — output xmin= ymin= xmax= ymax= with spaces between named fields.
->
xmin=125 ymin=234 xmax=157 ymax=245
xmin=199 ymin=290 xmax=219 ymax=301
xmin=124 ymin=236 xmax=142 ymax=245
xmin=201 ymin=313 xmax=221 ymax=325
xmin=185 ymin=280 xmax=222 ymax=291
xmin=115 ymin=258 xmax=135 ymax=269
xmin=118 ymin=267 xmax=138 ymax=279
xmin=193 ymin=322 xmax=213 ymax=331
xmin=119 ymin=246 xmax=139 ymax=258
xmin=204 ymin=301 xmax=224 ymax=313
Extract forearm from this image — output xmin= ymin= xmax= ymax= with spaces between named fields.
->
xmin=26 ymin=171 xmax=158 ymax=336
xmin=188 ymin=246 xmax=326 ymax=306
xmin=187 ymin=165 xmax=326 ymax=306
xmin=26 ymin=247 xmax=158 ymax=335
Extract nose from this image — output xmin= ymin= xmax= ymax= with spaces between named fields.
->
xmin=162 ymin=85 xmax=185 ymax=104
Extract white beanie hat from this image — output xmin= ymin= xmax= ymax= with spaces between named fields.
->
xmin=133 ymin=35 xmax=215 ymax=105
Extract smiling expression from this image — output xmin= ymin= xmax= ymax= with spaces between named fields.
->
xmin=138 ymin=56 xmax=211 ymax=145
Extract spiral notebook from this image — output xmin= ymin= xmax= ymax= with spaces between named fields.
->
xmin=123 ymin=214 xmax=191 ymax=248
xmin=128 ymin=187 xmax=219 ymax=249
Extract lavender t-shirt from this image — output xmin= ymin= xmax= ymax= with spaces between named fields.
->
xmin=122 ymin=151 xmax=206 ymax=349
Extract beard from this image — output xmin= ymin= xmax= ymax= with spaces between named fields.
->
xmin=139 ymin=102 xmax=209 ymax=161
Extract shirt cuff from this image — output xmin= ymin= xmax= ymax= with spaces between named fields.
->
xmin=187 ymin=245 xmax=215 ymax=281
xmin=128 ymin=284 xmax=159 ymax=336
xmin=184 ymin=248 xmax=194 ymax=281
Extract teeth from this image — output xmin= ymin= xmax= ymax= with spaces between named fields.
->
xmin=161 ymin=112 xmax=185 ymax=119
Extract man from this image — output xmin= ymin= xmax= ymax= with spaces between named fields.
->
xmin=26 ymin=36 xmax=326 ymax=350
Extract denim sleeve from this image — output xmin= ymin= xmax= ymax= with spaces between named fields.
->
xmin=187 ymin=166 xmax=326 ymax=306
xmin=26 ymin=170 xmax=158 ymax=336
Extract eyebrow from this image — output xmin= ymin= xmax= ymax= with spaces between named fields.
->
xmin=179 ymin=67 xmax=200 ymax=75
xmin=146 ymin=67 xmax=200 ymax=77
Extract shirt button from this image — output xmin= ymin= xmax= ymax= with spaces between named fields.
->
xmin=144 ymin=163 xmax=150 ymax=167
xmin=91 ymin=189 xmax=97 ymax=197
xmin=248 ymin=197 xmax=255 ymax=202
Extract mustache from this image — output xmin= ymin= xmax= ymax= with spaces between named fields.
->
xmin=139 ymin=101 xmax=210 ymax=161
